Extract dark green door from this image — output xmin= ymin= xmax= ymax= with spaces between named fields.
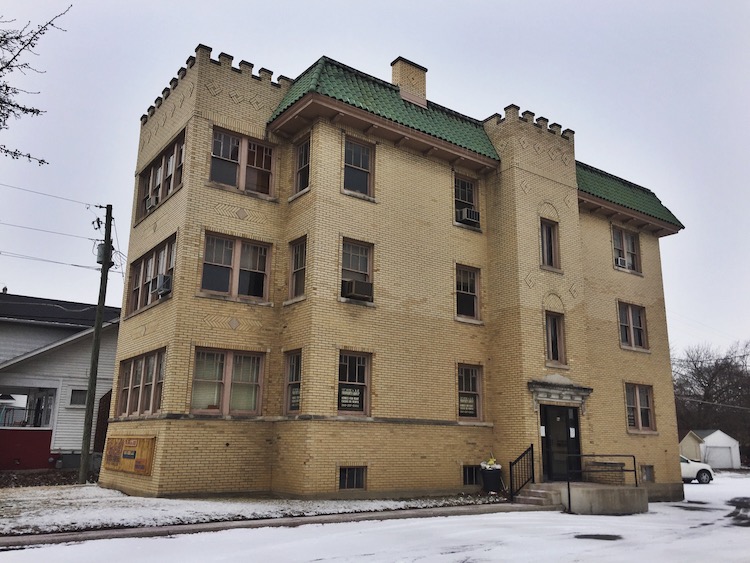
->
xmin=541 ymin=405 xmax=581 ymax=481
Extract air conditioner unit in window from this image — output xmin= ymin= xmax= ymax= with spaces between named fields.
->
xmin=341 ymin=279 xmax=373 ymax=301
xmin=615 ymin=257 xmax=628 ymax=268
xmin=145 ymin=196 xmax=158 ymax=211
xmin=456 ymin=207 xmax=480 ymax=226
xmin=155 ymin=274 xmax=172 ymax=296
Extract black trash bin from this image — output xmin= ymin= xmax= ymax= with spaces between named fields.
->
xmin=480 ymin=467 xmax=503 ymax=494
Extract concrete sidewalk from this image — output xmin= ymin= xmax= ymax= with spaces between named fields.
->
xmin=0 ymin=502 xmax=560 ymax=550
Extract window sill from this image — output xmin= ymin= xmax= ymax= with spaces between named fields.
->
xmin=197 ymin=292 xmax=274 ymax=307
xmin=620 ymin=345 xmax=651 ymax=354
xmin=338 ymin=296 xmax=375 ymax=307
xmin=453 ymin=221 xmax=482 ymax=233
xmin=334 ymin=414 xmax=372 ymax=420
xmin=540 ymin=265 xmax=563 ymax=275
xmin=457 ymin=420 xmax=493 ymax=427
xmin=66 ymin=405 xmax=86 ymax=410
xmin=342 ymin=189 xmax=377 ymax=203
xmin=614 ymin=265 xmax=644 ymax=277
xmin=627 ymin=428 xmax=658 ymax=436
xmin=288 ymin=186 xmax=310 ymax=203
xmin=205 ymin=181 xmax=279 ymax=202
xmin=454 ymin=315 xmax=483 ymax=326
xmin=545 ymin=361 xmax=570 ymax=370
xmin=123 ymin=295 xmax=170 ymax=321
xmin=283 ymin=295 xmax=307 ymax=307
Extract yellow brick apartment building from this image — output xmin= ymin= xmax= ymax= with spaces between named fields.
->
xmin=99 ymin=45 xmax=684 ymax=500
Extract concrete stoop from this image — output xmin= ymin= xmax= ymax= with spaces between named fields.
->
xmin=514 ymin=482 xmax=648 ymax=515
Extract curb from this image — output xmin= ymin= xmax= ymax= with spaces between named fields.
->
xmin=0 ymin=502 xmax=561 ymax=550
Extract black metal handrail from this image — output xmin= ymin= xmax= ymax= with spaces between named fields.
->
xmin=565 ymin=453 xmax=638 ymax=513
xmin=509 ymin=443 xmax=534 ymax=502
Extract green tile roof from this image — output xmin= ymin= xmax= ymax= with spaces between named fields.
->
xmin=270 ymin=57 xmax=499 ymax=160
xmin=576 ymin=161 xmax=683 ymax=229
xmin=271 ymin=57 xmax=682 ymax=231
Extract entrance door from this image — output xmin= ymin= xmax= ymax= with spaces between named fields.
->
xmin=540 ymin=405 xmax=581 ymax=481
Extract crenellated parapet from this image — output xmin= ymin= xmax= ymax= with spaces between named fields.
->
xmin=486 ymin=104 xmax=575 ymax=143
xmin=483 ymin=104 xmax=577 ymax=187
xmin=139 ymin=44 xmax=293 ymax=127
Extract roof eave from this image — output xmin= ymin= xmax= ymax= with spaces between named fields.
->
xmin=0 ymin=319 xmax=119 ymax=371
xmin=577 ymin=192 xmax=683 ymax=237
xmin=269 ymin=92 xmax=499 ymax=174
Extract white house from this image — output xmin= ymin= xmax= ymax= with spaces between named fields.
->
xmin=680 ymin=429 xmax=742 ymax=469
xmin=0 ymin=292 xmax=120 ymax=470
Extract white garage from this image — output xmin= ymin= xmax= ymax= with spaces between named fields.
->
xmin=680 ymin=429 xmax=742 ymax=469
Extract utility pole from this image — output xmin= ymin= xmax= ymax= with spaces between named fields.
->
xmin=79 ymin=204 xmax=113 ymax=484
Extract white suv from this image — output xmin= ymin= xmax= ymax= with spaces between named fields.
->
xmin=680 ymin=455 xmax=715 ymax=484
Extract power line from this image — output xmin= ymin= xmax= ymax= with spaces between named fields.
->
xmin=112 ymin=217 xmax=126 ymax=282
xmin=0 ymin=250 xmax=102 ymax=271
xmin=0 ymin=221 xmax=98 ymax=241
xmin=676 ymin=395 xmax=750 ymax=412
xmin=0 ymin=181 xmax=97 ymax=207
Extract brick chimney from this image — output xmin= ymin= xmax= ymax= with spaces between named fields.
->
xmin=391 ymin=57 xmax=427 ymax=108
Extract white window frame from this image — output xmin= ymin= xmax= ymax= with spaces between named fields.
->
xmin=545 ymin=311 xmax=566 ymax=365
xmin=619 ymin=301 xmax=648 ymax=350
xmin=625 ymin=383 xmax=655 ymax=431
xmin=129 ymin=236 xmax=176 ymax=314
xmin=191 ymin=348 xmax=264 ymax=416
xmin=201 ymin=234 xmax=270 ymax=301
xmin=137 ymin=132 xmax=185 ymax=220
xmin=290 ymin=238 xmax=307 ymax=299
xmin=118 ymin=349 xmax=166 ymax=417
xmin=343 ymin=138 xmax=372 ymax=196
xmin=457 ymin=364 xmax=481 ymax=419
xmin=613 ymin=226 xmax=640 ymax=272
xmin=541 ymin=218 xmax=560 ymax=269
xmin=210 ymin=129 xmax=274 ymax=196
xmin=338 ymin=351 xmax=370 ymax=415
xmin=456 ymin=265 xmax=480 ymax=319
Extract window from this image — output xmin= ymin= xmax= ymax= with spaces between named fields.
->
xmin=70 ymin=389 xmax=87 ymax=406
xmin=454 ymin=176 xmax=480 ymax=227
xmin=456 ymin=265 xmax=479 ymax=319
xmin=137 ymin=132 xmax=185 ymax=219
xmin=286 ymin=350 xmax=302 ymax=413
xmin=128 ymin=236 xmax=176 ymax=314
xmin=619 ymin=302 xmax=648 ymax=349
xmin=458 ymin=365 xmax=481 ymax=418
xmin=339 ymin=466 xmax=366 ymax=489
xmin=545 ymin=311 xmax=566 ymax=364
xmin=290 ymin=238 xmax=306 ymax=299
xmin=296 ymin=138 xmax=310 ymax=193
xmin=625 ymin=383 xmax=655 ymax=431
xmin=210 ymin=130 xmax=273 ymax=195
xmin=118 ymin=349 xmax=165 ymax=416
xmin=341 ymin=240 xmax=373 ymax=301
xmin=641 ymin=465 xmax=655 ymax=482
xmin=541 ymin=219 xmax=560 ymax=269
xmin=202 ymin=234 xmax=269 ymax=300
xmin=191 ymin=349 xmax=263 ymax=415
xmin=344 ymin=138 xmax=371 ymax=195
xmin=338 ymin=351 xmax=369 ymax=413
xmin=613 ymin=227 xmax=640 ymax=272
xmin=463 ymin=465 xmax=481 ymax=486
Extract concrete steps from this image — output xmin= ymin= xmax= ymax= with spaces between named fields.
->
xmin=513 ymin=484 xmax=563 ymax=508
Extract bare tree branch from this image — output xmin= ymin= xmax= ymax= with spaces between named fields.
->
xmin=0 ymin=5 xmax=71 ymax=164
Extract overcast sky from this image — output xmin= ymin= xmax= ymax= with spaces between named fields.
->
xmin=0 ymin=1 xmax=747 ymax=355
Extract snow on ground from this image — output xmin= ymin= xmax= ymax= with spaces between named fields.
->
xmin=1 ymin=472 xmax=749 ymax=562
xmin=0 ymin=486 xmax=505 ymax=536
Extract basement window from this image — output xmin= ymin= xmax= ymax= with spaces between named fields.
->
xmin=339 ymin=466 xmax=366 ymax=490
xmin=463 ymin=465 xmax=481 ymax=486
